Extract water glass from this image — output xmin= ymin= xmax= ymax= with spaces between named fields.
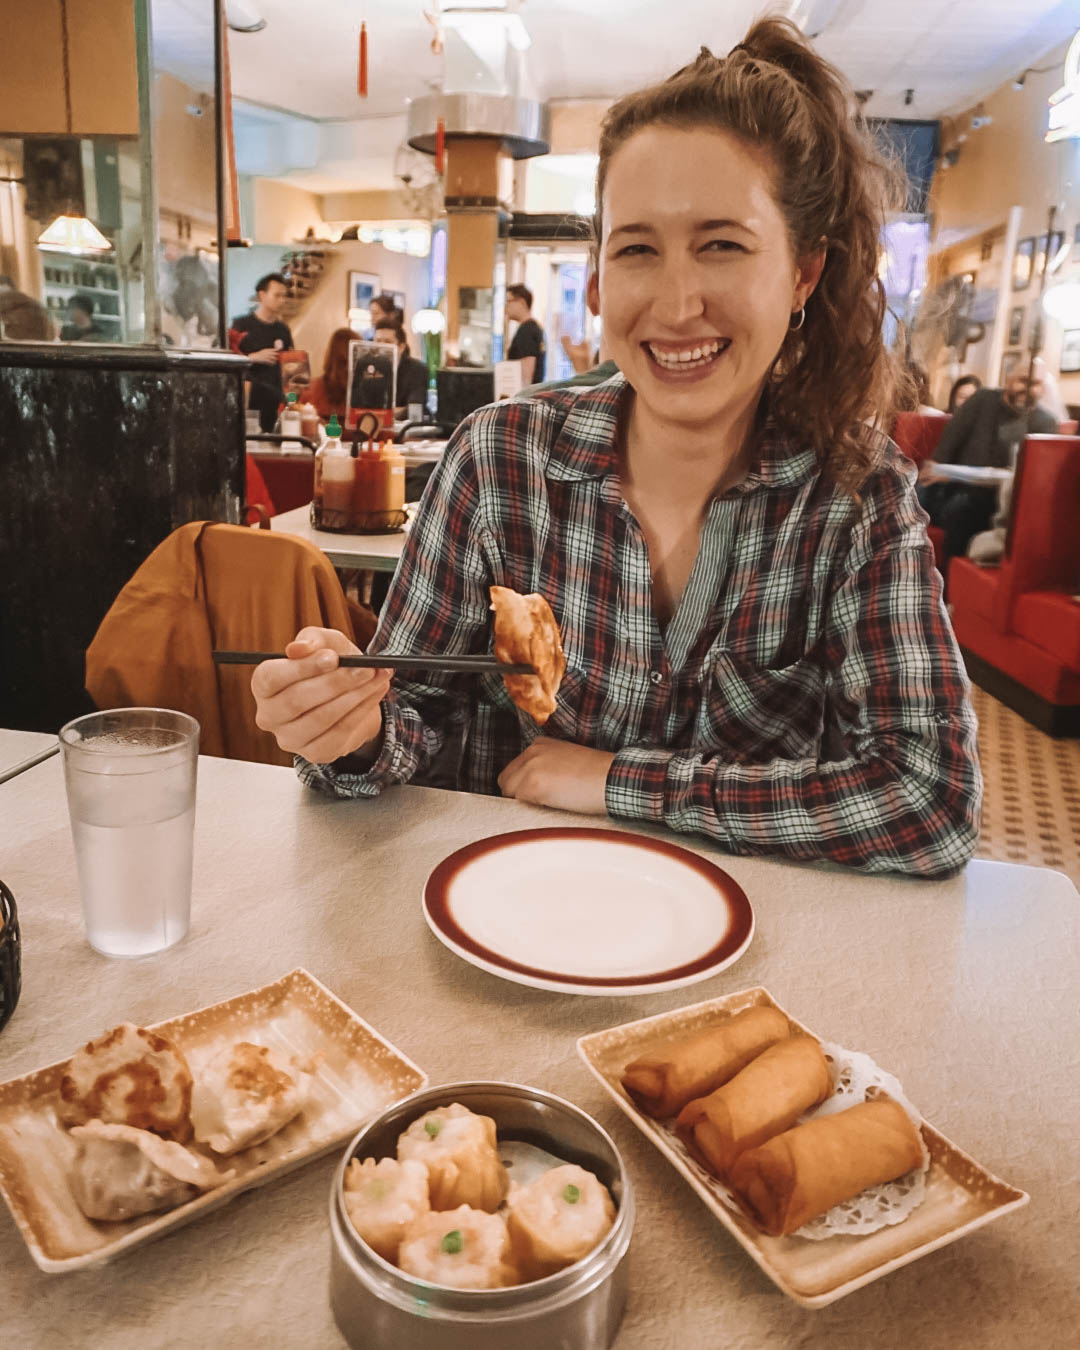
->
xmin=60 ymin=708 xmax=199 ymax=958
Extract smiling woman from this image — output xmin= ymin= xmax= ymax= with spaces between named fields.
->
xmin=251 ymin=17 xmax=981 ymax=880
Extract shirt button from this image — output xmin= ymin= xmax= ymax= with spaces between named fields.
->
xmin=649 ymin=670 xmax=664 ymax=685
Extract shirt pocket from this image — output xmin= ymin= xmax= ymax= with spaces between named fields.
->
xmin=697 ymin=649 xmax=826 ymax=762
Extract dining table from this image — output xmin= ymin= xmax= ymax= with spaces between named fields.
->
xmin=270 ymin=503 xmax=410 ymax=573
xmin=0 ymin=729 xmax=57 ymax=783
xmin=1 ymin=729 xmax=1078 ymax=1349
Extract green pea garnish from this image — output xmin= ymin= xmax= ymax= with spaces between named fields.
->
xmin=441 ymin=1229 xmax=464 ymax=1254
xmin=562 ymin=1184 xmax=581 ymax=1205
xmin=424 ymin=1117 xmax=442 ymax=1138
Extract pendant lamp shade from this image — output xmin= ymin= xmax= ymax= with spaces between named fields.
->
xmin=37 ymin=212 xmax=112 ymax=255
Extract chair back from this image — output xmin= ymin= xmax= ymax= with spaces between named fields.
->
xmin=86 ymin=523 xmax=358 ymax=765
xmin=891 ymin=411 xmax=951 ymax=467
xmin=990 ymin=435 xmax=1080 ymax=631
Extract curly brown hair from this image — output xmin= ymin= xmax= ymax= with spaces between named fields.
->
xmin=592 ymin=17 xmax=912 ymax=491
xmin=322 ymin=327 xmax=361 ymax=408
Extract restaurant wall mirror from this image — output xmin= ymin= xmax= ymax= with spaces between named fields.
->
xmin=0 ymin=0 xmax=228 ymax=349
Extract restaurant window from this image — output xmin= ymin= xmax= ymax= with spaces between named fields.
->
xmin=0 ymin=0 xmax=228 ymax=349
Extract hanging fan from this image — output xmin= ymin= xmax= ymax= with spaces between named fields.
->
xmin=393 ymin=143 xmax=444 ymax=219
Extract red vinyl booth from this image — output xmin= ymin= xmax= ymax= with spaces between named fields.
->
xmin=949 ymin=434 xmax=1080 ymax=736
xmin=891 ymin=411 xmax=950 ymax=568
xmin=245 ymin=453 xmax=315 ymax=516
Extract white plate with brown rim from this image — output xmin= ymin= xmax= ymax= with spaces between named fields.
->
xmin=422 ymin=827 xmax=755 ymax=996
xmin=0 ymin=968 xmax=427 ymax=1272
xmin=577 ymin=986 xmax=1029 ymax=1307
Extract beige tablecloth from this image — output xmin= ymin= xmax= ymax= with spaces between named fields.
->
xmin=1 ymin=743 xmax=1077 ymax=1348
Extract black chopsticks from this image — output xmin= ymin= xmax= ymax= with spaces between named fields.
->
xmin=212 ymin=651 xmax=536 ymax=676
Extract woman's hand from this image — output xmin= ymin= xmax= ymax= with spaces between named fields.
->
xmin=251 ymin=626 xmax=391 ymax=764
xmin=498 ymin=739 xmax=615 ymax=815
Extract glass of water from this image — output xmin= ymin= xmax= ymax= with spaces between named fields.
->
xmin=59 ymin=709 xmax=199 ymax=958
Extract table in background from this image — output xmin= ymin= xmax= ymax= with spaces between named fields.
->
xmin=2 ymin=749 xmax=1078 ymax=1349
xmin=270 ymin=504 xmax=408 ymax=573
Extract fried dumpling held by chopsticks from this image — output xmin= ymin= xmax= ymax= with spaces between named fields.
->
xmin=68 ymin=1120 xmax=232 ymax=1222
xmin=490 ymin=586 xmax=566 ymax=726
xmin=190 ymin=1041 xmax=315 ymax=1155
xmin=58 ymin=1023 xmax=194 ymax=1143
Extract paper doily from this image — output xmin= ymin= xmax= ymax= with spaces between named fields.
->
xmin=789 ymin=1042 xmax=930 ymax=1241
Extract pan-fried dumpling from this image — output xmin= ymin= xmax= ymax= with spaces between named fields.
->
xmin=68 ymin=1120 xmax=232 ymax=1222
xmin=490 ymin=586 xmax=566 ymax=725
xmin=59 ymin=1023 xmax=194 ymax=1142
xmin=506 ymin=1164 xmax=616 ymax=1279
xmin=190 ymin=1041 xmax=315 ymax=1155
xmin=397 ymin=1205 xmax=518 ymax=1289
xmin=396 ymin=1103 xmax=509 ymax=1212
xmin=343 ymin=1156 xmax=431 ymax=1263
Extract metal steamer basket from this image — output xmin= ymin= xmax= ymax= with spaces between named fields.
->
xmin=0 ymin=882 xmax=21 ymax=1032
xmin=329 ymin=1081 xmax=634 ymax=1350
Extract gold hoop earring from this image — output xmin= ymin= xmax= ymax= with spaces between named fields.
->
xmin=789 ymin=308 xmax=805 ymax=332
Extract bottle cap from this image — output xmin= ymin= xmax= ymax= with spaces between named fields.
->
xmin=286 ymin=391 xmax=298 ymax=404
xmin=326 ymin=415 xmax=342 ymax=437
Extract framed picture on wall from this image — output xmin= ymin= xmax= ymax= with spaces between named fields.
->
xmin=1000 ymin=350 xmax=1023 ymax=384
xmin=347 ymin=270 xmax=380 ymax=316
xmin=1061 ymin=329 xmax=1080 ymax=374
xmin=1012 ymin=238 xmax=1034 ymax=291
xmin=1008 ymin=307 xmax=1024 ymax=346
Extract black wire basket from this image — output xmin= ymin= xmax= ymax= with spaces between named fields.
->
xmin=0 ymin=881 xmax=21 ymax=1033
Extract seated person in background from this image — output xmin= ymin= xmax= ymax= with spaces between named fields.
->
xmin=946 ymin=373 xmax=980 ymax=413
xmin=506 ymin=283 xmax=547 ymax=383
xmin=918 ymin=369 xmax=1057 ymax=584
xmin=373 ymin=319 xmax=431 ymax=415
xmin=251 ymin=17 xmax=980 ymax=879
xmin=305 ymin=327 xmax=360 ymax=423
xmin=368 ymin=293 xmax=402 ymax=336
xmin=60 ymin=293 xmax=106 ymax=342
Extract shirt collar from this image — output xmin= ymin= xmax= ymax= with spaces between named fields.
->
xmin=541 ymin=372 xmax=820 ymax=491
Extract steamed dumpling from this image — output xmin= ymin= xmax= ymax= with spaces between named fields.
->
xmin=506 ymin=1164 xmax=615 ymax=1279
xmin=59 ymin=1023 xmax=194 ymax=1142
xmin=68 ymin=1120 xmax=232 ymax=1221
xmin=343 ymin=1156 xmax=431 ymax=1263
xmin=398 ymin=1205 xmax=518 ymax=1289
xmin=190 ymin=1042 xmax=314 ymax=1155
xmin=396 ymin=1103 xmax=509 ymax=1212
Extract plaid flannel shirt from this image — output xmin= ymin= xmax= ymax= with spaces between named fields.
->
xmin=300 ymin=375 xmax=981 ymax=877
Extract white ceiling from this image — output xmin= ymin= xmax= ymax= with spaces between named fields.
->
xmin=152 ymin=0 xmax=1080 ymax=193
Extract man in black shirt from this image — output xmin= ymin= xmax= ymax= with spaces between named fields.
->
xmin=374 ymin=320 xmax=430 ymax=415
xmin=918 ymin=370 xmax=1058 ymax=582
xmin=506 ymin=283 xmax=546 ymax=383
xmin=60 ymin=293 xmax=107 ymax=342
xmin=230 ymin=272 xmax=293 ymax=431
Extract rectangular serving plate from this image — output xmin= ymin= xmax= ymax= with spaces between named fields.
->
xmin=0 ymin=968 xmax=427 ymax=1272
xmin=577 ymin=985 xmax=1028 ymax=1308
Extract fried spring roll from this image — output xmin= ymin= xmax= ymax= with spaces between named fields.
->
xmin=621 ymin=1006 xmax=790 ymax=1119
xmin=727 ymin=1097 xmax=924 ymax=1237
xmin=675 ymin=1036 xmax=831 ymax=1177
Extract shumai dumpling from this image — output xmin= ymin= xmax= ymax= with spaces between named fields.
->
xmin=59 ymin=1023 xmax=194 ymax=1142
xmin=68 ymin=1120 xmax=232 ymax=1222
xmin=398 ymin=1205 xmax=518 ymax=1289
xmin=190 ymin=1041 xmax=314 ymax=1155
xmin=506 ymin=1164 xmax=616 ymax=1280
xmin=343 ymin=1156 xmax=431 ymax=1264
xmin=396 ymin=1103 xmax=509 ymax=1212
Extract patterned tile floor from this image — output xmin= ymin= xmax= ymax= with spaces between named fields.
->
xmin=971 ymin=686 xmax=1080 ymax=888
